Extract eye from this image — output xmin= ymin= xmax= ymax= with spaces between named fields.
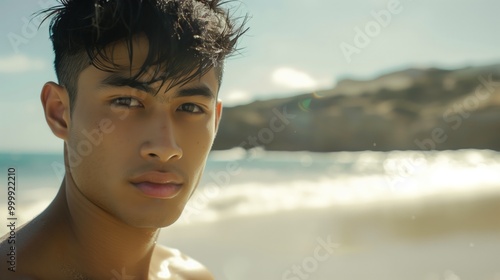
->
xmin=177 ymin=103 xmax=204 ymax=113
xmin=111 ymin=97 xmax=143 ymax=108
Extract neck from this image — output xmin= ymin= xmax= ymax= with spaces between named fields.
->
xmin=46 ymin=174 xmax=160 ymax=279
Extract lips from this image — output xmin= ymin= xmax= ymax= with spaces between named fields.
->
xmin=130 ymin=171 xmax=183 ymax=199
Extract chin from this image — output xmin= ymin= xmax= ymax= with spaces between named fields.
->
xmin=118 ymin=206 xmax=185 ymax=229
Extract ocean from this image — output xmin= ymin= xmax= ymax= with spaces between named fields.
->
xmin=1 ymin=149 xmax=500 ymax=279
xmin=2 ymin=149 xmax=498 ymax=225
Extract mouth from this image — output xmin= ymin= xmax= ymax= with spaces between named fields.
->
xmin=130 ymin=171 xmax=183 ymax=199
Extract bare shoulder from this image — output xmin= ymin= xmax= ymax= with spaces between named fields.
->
xmin=0 ymin=237 xmax=18 ymax=278
xmin=0 ymin=240 xmax=37 ymax=280
xmin=0 ymin=237 xmax=38 ymax=280
xmin=151 ymin=244 xmax=215 ymax=280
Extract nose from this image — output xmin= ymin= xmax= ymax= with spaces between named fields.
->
xmin=140 ymin=118 xmax=183 ymax=163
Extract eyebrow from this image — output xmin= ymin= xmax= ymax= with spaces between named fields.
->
xmin=100 ymin=73 xmax=156 ymax=95
xmin=99 ymin=73 xmax=215 ymax=99
xmin=174 ymin=85 xmax=215 ymax=100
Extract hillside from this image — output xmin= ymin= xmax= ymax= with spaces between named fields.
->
xmin=213 ymin=64 xmax=500 ymax=151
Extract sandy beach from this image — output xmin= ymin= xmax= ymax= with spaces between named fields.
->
xmin=160 ymin=188 xmax=500 ymax=280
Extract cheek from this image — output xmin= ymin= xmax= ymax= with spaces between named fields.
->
xmin=66 ymin=113 xmax=125 ymax=190
xmin=183 ymin=118 xmax=215 ymax=152
xmin=177 ymin=119 xmax=215 ymax=175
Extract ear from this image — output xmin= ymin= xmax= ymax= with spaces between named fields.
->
xmin=214 ymin=99 xmax=223 ymax=135
xmin=40 ymin=82 xmax=71 ymax=140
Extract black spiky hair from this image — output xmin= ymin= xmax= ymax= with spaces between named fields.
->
xmin=38 ymin=0 xmax=247 ymax=111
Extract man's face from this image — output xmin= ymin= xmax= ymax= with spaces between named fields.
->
xmin=65 ymin=35 xmax=222 ymax=228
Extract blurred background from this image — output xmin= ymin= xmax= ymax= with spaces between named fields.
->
xmin=1 ymin=0 xmax=500 ymax=279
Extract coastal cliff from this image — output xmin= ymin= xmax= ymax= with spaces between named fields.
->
xmin=213 ymin=64 xmax=500 ymax=151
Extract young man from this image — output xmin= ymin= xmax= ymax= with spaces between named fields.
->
xmin=0 ymin=0 xmax=245 ymax=279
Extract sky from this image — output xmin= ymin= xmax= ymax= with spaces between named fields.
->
xmin=1 ymin=0 xmax=499 ymax=152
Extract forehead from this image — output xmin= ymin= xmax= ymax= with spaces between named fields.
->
xmin=84 ymin=34 xmax=219 ymax=94
xmin=100 ymin=34 xmax=155 ymax=73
